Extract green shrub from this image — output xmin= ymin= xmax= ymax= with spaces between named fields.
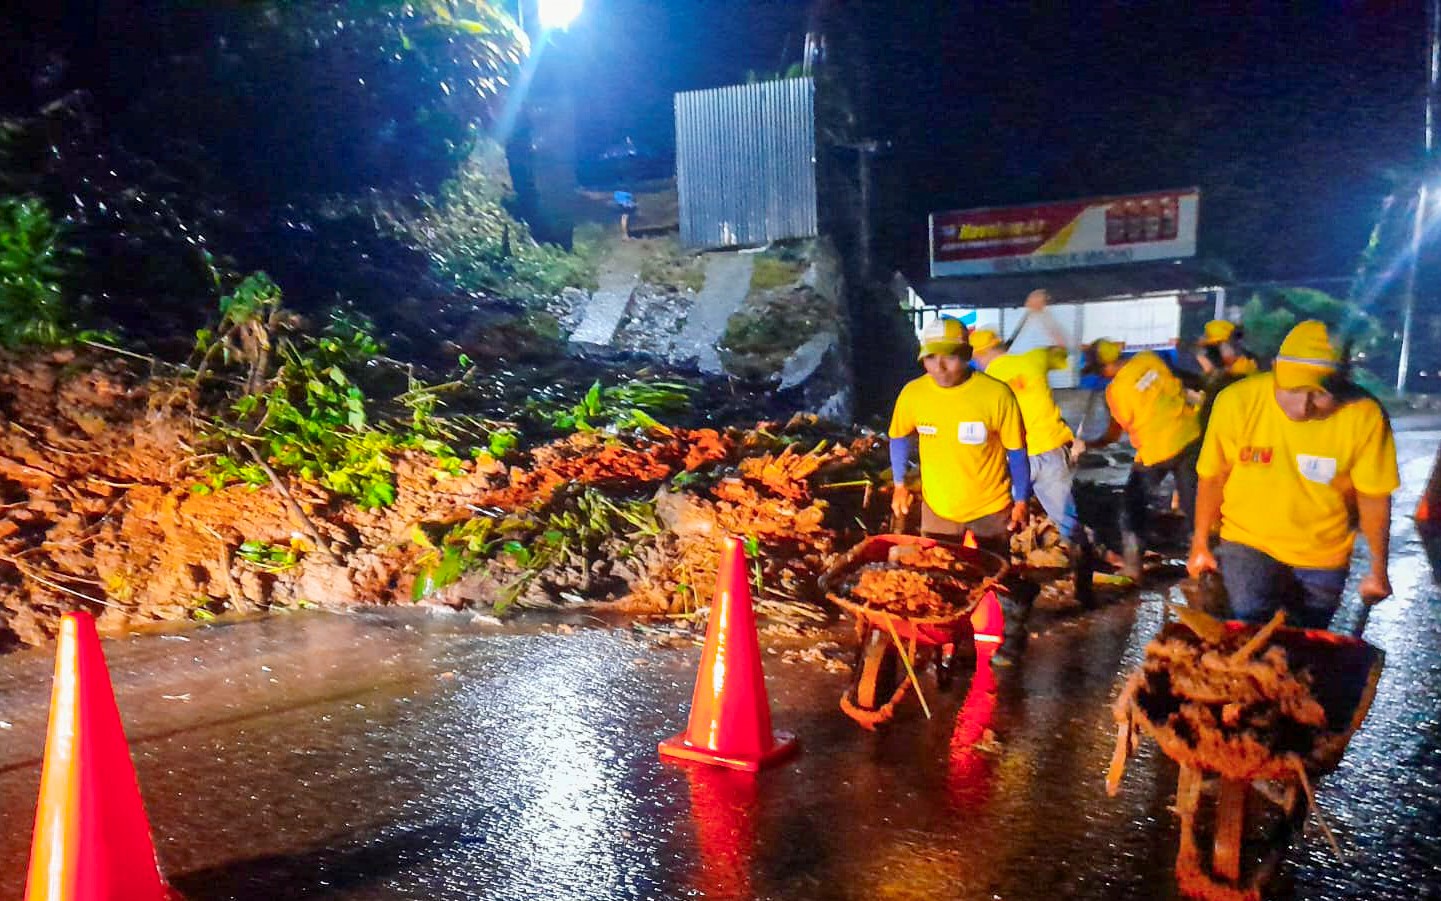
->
xmin=391 ymin=142 xmax=598 ymax=301
xmin=1240 ymin=287 xmax=1380 ymax=359
xmin=193 ymin=281 xmax=479 ymax=510
xmin=0 ymin=195 xmax=86 ymax=348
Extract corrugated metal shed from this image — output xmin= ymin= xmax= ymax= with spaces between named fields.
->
xmin=675 ymin=78 xmax=818 ymax=249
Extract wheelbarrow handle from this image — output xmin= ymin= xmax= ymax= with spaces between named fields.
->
xmin=1351 ymin=597 xmax=1381 ymax=639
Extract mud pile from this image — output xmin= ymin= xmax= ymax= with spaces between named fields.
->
xmin=1113 ymin=613 xmax=1350 ymax=781
xmin=0 ymin=349 xmax=886 ymax=649
xmin=825 ymin=545 xmax=994 ymax=619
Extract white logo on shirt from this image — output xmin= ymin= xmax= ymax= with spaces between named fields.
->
xmin=1134 ymin=370 xmax=1159 ymax=392
xmin=1296 ymin=454 xmax=1337 ymax=485
xmin=957 ymin=421 xmax=988 ymax=445
xmin=917 ymin=425 xmax=937 ymax=436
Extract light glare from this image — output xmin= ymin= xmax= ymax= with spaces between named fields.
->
xmin=538 ymin=0 xmax=583 ymax=30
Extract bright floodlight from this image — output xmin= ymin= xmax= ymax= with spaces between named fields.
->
xmin=538 ymin=0 xmax=583 ymax=30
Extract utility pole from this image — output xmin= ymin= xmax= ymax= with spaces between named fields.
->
xmin=840 ymin=139 xmax=883 ymax=280
xmin=1399 ymin=0 xmax=1441 ymax=395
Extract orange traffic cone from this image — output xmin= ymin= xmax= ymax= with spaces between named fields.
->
xmin=659 ymin=535 xmax=798 ymax=772
xmin=25 ymin=611 xmax=174 ymax=901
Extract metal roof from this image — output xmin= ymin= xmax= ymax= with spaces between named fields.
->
xmin=904 ymin=259 xmax=1232 ymax=308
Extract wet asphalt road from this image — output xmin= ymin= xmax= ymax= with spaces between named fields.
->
xmin=0 ymin=432 xmax=1438 ymax=901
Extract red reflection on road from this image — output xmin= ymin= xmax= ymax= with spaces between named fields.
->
xmin=946 ymin=643 xmax=1000 ymax=810
xmin=683 ymin=765 xmax=758 ymax=900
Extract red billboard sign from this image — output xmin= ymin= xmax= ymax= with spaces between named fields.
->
xmin=929 ymin=189 xmax=1199 ymax=277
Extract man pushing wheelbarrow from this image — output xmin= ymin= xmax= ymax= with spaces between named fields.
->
xmin=1107 ymin=321 xmax=1399 ymax=900
xmin=886 ymin=315 xmax=1038 ymax=666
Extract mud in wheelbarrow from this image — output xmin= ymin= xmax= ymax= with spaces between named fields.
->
xmin=818 ymin=534 xmax=1010 ymax=729
xmin=1110 ymin=617 xmax=1385 ymax=900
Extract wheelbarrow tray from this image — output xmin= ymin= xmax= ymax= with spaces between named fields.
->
xmin=820 ymin=534 xmax=1008 ymax=646
xmin=1125 ymin=621 xmax=1384 ymax=781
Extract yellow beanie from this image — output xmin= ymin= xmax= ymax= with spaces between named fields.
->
xmin=917 ymin=316 xmax=969 ymax=360
xmin=1198 ymin=319 xmax=1237 ymax=347
xmin=1273 ymin=320 xmax=1341 ymax=391
xmin=969 ymin=328 xmax=1003 ymax=355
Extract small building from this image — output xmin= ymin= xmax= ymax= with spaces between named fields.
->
xmin=900 ymin=189 xmax=1229 ymax=387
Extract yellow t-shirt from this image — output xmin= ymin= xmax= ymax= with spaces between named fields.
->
xmin=889 ymin=371 xmax=1025 ymax=524
xmin=1105 ymin=351 xmax=1201 ymax=466
xmin=1196 ymin=373 xmax=1399 ymax=569
xmin=984 ymin=347 xmax=1075 ymax=456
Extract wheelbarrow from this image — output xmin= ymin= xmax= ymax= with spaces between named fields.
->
xmin=1109 ymin=614 xmax=1384 ymax=901
xmin=817 ymin=533 xmax=1011 ymax=729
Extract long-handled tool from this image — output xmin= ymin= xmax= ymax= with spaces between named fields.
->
xmin=1001 ymin=310 xmax=1030 ymax=350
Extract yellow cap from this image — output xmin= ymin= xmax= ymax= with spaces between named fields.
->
xmin=969 ymin=328 xmax=1003 ymax=355
xmin=918 ymin=316 xmax=969 ymax=360
xmin=1081 ymin=338 xmax=1124 ymax=374
xmin=1197 ymin=319 xmax=1237 ymax=347
xmin=1273 ymin=320 xmax=1341 ymax=391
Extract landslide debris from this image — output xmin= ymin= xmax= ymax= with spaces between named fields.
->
xmin=0 ymin=337 xmax=887 ymax=648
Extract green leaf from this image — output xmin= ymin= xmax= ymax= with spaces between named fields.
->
xmin=501 ymin=540 xmax=532 ymax=566
xmin=583 ymin=380 xmax=603 ymax=416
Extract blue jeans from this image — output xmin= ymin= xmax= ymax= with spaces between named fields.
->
xmin=1030 ymin=446 xmax=1080 ymax=541
xmin=1215 ymin=541 xmax=1349 ymax=630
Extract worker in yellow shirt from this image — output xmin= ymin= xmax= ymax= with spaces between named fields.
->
xmin=1194 ymin=319 xmax=1260 ymax=384
xmin=1082 ymin=339 xmax=1203 ymax=582
xmin=890 ymin=315 xmax=1034 ymax=662
xmin=970 ymin=289 xmax=1093 ymax=605
xmin=1193 ymin=319 xmax=1261 ymax=421
xmin=1187 ymin=320 xmax=1397 ymax=628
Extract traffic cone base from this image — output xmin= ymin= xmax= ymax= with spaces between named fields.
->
xmin=658 ymin=535 xmax=799 ymax=772
xmin=659 ymin=730 xmax=798 ymax=772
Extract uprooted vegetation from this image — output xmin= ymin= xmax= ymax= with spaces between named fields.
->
xmin=0 ymin=260 xmax=889 ymax=648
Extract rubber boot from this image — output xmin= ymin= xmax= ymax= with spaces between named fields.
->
xmin=991 ymin=588 xmax=1035 ymax=668
xmin=1121 ymin=531 xmax=1144 ymax=584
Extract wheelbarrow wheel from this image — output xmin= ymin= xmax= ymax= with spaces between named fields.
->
xmin=854 ymin=626 xmax=901 ymax=710
xmin=935 ymin=644 xmax=957 ymax=690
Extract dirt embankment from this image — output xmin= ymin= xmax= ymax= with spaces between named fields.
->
xmin=0 ymin=349 xmax=886 ymax=650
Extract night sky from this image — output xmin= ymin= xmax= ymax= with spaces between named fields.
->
xmin=1 ymin=1 xmax=1431 ymax=283
xmin=554 ymin=1 xmax=1426 ymax=282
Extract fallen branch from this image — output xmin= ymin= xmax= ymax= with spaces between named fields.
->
xmin=242 ymin=445 xmax=344 ymax=566
xmin=0 ymin=555 xmax=127 ymax=610
xmin=1231 ymin=609 xmax=1286 ymax=664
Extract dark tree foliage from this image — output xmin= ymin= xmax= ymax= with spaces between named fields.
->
xmin=0 ymin=0 xmax=531 ymax=354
